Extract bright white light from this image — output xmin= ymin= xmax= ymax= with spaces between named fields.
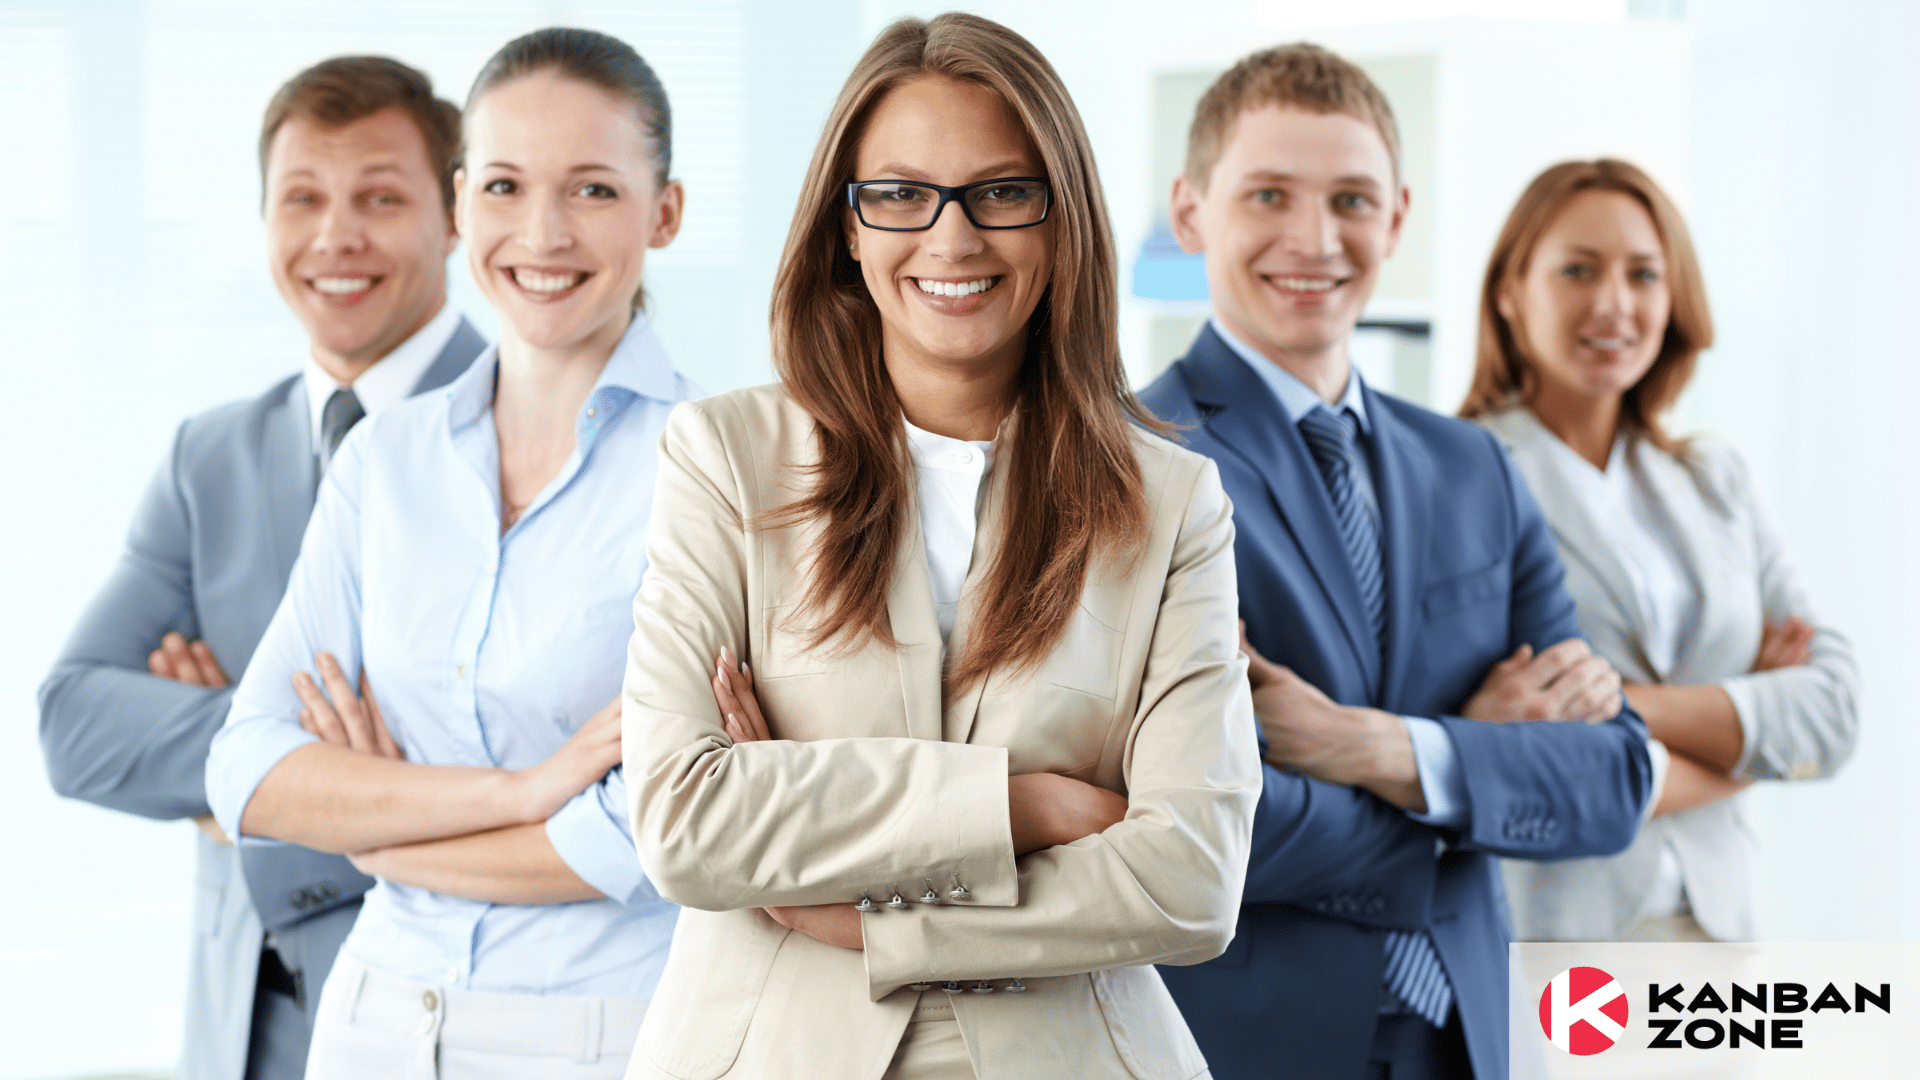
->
xmin=1258 ymin=0 xmax=1628 ymax=28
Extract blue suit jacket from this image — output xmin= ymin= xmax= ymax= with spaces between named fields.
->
xmin=1140 ymin=326 xmax=1653 ymax=1080
xmin=37 ymin=318 xmax=485 ymax=1080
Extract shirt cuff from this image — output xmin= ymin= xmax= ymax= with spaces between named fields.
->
xmin=545 ymin=766 xmax=655 ymax=905
xmin=1402 ymin=717 xmax=1469 ymax=828
xmin=206 ymin=712 xmax=319 ymax=841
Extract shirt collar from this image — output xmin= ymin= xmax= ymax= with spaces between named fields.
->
xmin=903 ymin=416 xmax=996 ymax=475
xmin=1210 ymin=315 xmax=1372 ymax=435
xmin=302 ymin=303 xmax=463 ymax=456
xmin=446 ymin=310 xmax=681 ymax=434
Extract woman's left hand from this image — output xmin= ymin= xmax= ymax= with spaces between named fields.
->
xmin=294 ymin=651 xmax=404 ymax=760
xmin=709 ymin=646 xmax=863 ymax=949
xmin=765 ymin=903 xmax=865 ymax=950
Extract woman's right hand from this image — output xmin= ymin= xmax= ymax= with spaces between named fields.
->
xmin=513 ymin=698 xmax=624 ymax=823
xmin=1752 ymin=616 xmax=1814 ymax=672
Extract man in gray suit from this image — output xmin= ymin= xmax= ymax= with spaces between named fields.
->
xmin=38 ymin=56 xmax=486 ymax=1080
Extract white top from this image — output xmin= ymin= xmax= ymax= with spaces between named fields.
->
xmin=903 ymin=418 xmax=995 ymax=645
xmin=301 ymin=301 xmax=463 ymax=458
xmin=1538 ymin=431 xmax=1703 ymax=920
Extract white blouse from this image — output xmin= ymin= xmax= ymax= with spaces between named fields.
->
xmin=1540 ymin=432 xmax=1702 ymax=920
xmin=903 ymin=418 xmax=996 ymax=646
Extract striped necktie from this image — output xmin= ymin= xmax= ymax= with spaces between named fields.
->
xmin=1297 ymin=404 xmax=1454 ymax=1029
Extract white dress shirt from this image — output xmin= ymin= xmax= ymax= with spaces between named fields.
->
xmin=904 ymin=418 xmax=996 ymax=646
xmin=1536 ymin=430 xmax=1703 ymax=920
xmin=301 ymin=301 xmax=462 ymax=458
xmin=211 ymin=313 xmax=697 ymax=997
xmin=1211 ymin=318 xmax=1466 ymax=828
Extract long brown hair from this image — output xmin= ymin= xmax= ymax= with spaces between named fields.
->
xmin=1460 ymin=159 xmax=1713 ymax=454
xmin=769 ymin=12 xmax=1154 ymax=692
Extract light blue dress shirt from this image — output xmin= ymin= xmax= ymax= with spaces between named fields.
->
xmin=1209 ymin=318 xmax=1467 ymax=828
xmin=208 ymin=313 xmax=697 ymax=997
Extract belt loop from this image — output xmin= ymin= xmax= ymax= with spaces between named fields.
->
xmin=577 ymin=997 xmax=604 ymax=1064
xmin=342 ymin=960 xmax=368 ymax=1026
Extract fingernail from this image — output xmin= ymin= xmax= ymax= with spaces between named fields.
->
xmin=721 ymin=645 xmax=735 ymax=668
xmin=741 ymin=661 xmax=750 ymax=676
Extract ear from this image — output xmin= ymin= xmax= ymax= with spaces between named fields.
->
xmin=1168 ymin=173 xmax=1207 ymax=254
xmin=1381 ymin=183 xmax=1410 ymax=260
xmin=648 ymin=179 xmax=686 ymax=249
xmin=1495 ymin=274 xmax=1519 ymax=324
xmin=844 ymin=206 xmax=861 ymax=262
xmin=451 ymin=167 xmax=468 ymax=230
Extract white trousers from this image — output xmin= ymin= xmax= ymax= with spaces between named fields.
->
xmin=306 ymin=954 xmax=649 ymax=1080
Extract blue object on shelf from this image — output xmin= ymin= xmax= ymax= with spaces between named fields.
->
xmin=1132 ymin=216 xmax=1209 ymax=301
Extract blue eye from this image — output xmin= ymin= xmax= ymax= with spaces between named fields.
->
xmin=1334 ymin=192 xmax=1373 ymax=211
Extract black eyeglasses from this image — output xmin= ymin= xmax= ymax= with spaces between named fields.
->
xmin=846 ymin=176 xmax=1053 ymax=231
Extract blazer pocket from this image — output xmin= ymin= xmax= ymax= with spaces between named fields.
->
xmin=1045 ymin=602 xmax=1123 ymax=701
xmin=640 ymin=910 xmax=789 ymax=1080
xmin=1421 ymin=559 xmax=1505 ymax=622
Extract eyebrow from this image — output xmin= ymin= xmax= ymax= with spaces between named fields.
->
xmin=275 ymin=162 xmax=406 ymax=182
xmin=864 ymin=160 xmax=1035 ymax=182
xmin=481 ymin=162 xmax=623 ymax=175
xmin=1566 ymin=244 xmax=1664 ymax=260
xmin=1239 ymin=170 xmax=1385 ymax=191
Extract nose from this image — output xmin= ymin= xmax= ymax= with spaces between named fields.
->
xmin=519 ymin=190 xmax=574 ymax=254
xmin=312 ymin=199 xmax=368 ymax=257
xmin=918 ymin=198 xmax=986 ymax=262
xmin=1278 ymin=201 xmax=1341 ymax=261
xmin=1593 ymin=267 xmax=1633 ymax=318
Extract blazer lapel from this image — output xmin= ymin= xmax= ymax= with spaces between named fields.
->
xmin=940 ymin=430 xmax=1008 ymax=745
xmin=887 ymin=483 xmax=947 ymax=743
xmin=263 ymin=377 xmax=319 ymax=582
xmin=1485 ymin=409 xmax=1659 ymax=675
xmin=1182 ymin=327 xmax=1382 ymax=693
xmin=1366 ymin=388 xmax=1433 ymax=706
xmin=1627 ymin=439 xmax=1719 ymax=678
xmin=413 ymin=316 xmax=488 ymax=395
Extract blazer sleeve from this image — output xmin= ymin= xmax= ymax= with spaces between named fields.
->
xmin=1436 ymin=441 xmax=1655 ymax=861
xmin=859 ymin=458 xmax=1261 ymax=998
xmin=624 ymin=401 xmax=1022 ymax=912
xmin=1710 ymin=448 xmax=1860 ymax=782
xmin=37 ymin=422 xmax=230 ymax=820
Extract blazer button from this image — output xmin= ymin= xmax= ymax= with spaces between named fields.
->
xmin=855 ymin=896 xmax=876 ymax=913
xmin=1005 ymin=979 xmax=1028 ymax=993
xmin=887 ymin=891 xmax=908 ymax=910
xmin=943 ymin=981 xmax=963 ymax=993
xmin=972 ymin=980 xmax=995 ymax=994
xmin=908 ymin=982 xmax=933 ymax=992
xmin=920 ymin=888 xmax=941 ymax=905
xmin=948 ymin=876 xmax=970 ymax=901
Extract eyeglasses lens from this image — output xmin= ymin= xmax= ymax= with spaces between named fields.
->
xmin=855 ymin=181 xmax=1047 ymax=229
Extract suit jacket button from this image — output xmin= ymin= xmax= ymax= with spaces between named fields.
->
xmin=943 ymin=981 xmax=962 ymax=993
xmin=972 ymin=980 xmax=995 ymax=994
xmin=908 ymin=982 xmax=933 ymax=992
xmin=1005 ymin=979 xmax=1028 ymax=993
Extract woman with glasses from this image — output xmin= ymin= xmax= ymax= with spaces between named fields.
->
xmin=620 ymin=13 xmax=1258 ymax=1080
xmin=206 ymin=29 xmax=695 ymax=1076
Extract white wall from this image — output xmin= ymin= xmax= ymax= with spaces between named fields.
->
xmin=0 ymin=1 xmax=1912 ymax=1076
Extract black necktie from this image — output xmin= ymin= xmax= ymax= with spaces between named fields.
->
xmin=320 ymin=388 xmax=365 ymax=471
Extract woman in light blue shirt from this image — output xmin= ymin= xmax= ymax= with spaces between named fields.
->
xmin=206 ymin=29 xmax=696 ymax=1077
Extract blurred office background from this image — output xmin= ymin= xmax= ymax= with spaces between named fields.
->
xmin=0 ymin=0 xmax=1912 ymax=1075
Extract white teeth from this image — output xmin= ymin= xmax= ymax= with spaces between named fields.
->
xmin=915 ymin=277 xmax=998 ymax=298
xmin=1271 ymin=276 xmax=1337 ymax=293
xmin=313 ymin=276 xmax=373 ymax=295
xmin=1584 ymin=337 xmax=1631 ymax=350
xmin=512 ymin=268 xmax=584 ymax=293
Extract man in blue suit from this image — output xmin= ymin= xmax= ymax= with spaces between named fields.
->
xmin=38 ymin=57 xmax=485 ymax=1080
xmin=1140 ymin=45 xmax=1654 ymax=1078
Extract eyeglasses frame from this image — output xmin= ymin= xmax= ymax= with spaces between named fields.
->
xmin=845 ymin=176 xmax=1054 ymax=232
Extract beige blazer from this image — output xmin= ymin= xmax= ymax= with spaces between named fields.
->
xmin=621 ymin=385 xmax=1260 ymax=1080
xmin=1479 ymin=407 xmax=1859 ymax=941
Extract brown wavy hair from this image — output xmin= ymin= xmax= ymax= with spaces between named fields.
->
xmin=769 ymin=12 xmax=1155 ymax=692
xmin=1459 ymin=159 xmax=1713 ymax=454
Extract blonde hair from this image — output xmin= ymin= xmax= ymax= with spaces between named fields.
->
xmin=1185 ymin=42 xmax=1400 ymax=189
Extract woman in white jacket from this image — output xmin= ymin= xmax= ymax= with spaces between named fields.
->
xmin=1462 ymin=158 xmax=1859 ymax=942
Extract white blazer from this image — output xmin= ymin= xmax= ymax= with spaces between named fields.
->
xmin=1479 ymin=407 xmax=1859 ymax=941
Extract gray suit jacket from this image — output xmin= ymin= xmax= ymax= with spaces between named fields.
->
xmin=38 ymin=318 xmax=485 ymax=1080
xmin=1479 ymin=407 xmax=1859 ymax=941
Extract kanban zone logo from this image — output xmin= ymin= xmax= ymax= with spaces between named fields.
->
xmin=1540 ymin=966 xmax=1629 ymax=1055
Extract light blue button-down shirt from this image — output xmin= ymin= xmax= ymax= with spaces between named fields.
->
xmin=1210 ymin=318 xmax=1467 ymax=828
xmin=208 ymin=313 xmax=697 ymax=996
